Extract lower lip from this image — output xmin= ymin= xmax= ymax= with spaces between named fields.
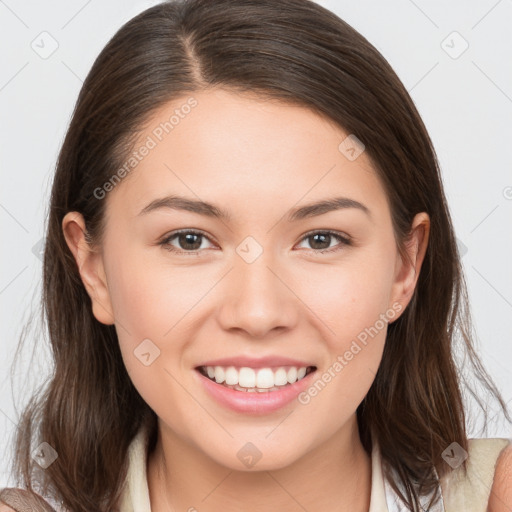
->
xmin=195 ymin=368 xmax=317 ymax=414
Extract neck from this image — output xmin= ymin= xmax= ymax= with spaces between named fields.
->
xmin=147 ymin=415 xmax=372 ymax=512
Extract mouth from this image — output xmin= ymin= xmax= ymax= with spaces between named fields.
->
xmin=194 ymin=363 xmax=318 ymax=414
xmin=195 ymin=364 xmax=317 ymax=393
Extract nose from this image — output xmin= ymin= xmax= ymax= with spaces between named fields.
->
xmin=216 ymin=249 xmax=300 ymax=339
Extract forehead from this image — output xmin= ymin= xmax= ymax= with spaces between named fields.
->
xmin=107 ymin=88 xmax=386 ymax=221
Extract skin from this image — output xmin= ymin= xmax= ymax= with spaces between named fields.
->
xmin=488 ymin=445 xmax=512 ymax=511
xmin=62 ymin=88 xmax=431 ymax=512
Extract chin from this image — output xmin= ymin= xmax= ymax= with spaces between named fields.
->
xmin=204 ymin=440 xmax=309 ymax=473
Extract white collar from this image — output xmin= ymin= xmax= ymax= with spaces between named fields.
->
xmin=118 ymin=424 xmax=444 ymax=512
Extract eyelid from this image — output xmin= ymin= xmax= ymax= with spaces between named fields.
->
xmin=301 ymin=229 xmax=351 ymax=243
xmin=159 ymin=228 xmax=218 ymax=251
xmin=295 ymin=229 xmax=352 ymax=254
xmin=159 ymin=228 xmax=352 ymax=255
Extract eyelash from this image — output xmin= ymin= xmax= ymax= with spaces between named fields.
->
xmin=158 ymin=229 xmax=352 ymax=256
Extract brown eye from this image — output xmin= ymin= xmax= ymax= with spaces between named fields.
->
xmin=160 ymin=230 xmax=214 ymax=254
xmin=296 ymin=230 xmax=351 ymax=254
xmin=159 ymin=229 xmax=351 ymax=256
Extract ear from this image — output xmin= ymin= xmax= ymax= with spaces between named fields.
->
xmin=389 ymin=212 xmax=430 ymax=319
xmin=61 ymin=211 xmax=115 ymax=325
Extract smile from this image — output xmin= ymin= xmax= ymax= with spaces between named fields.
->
xmin=197 ymin=365 xmax=316 ymax=392
xmin=194 ymin=364 xmax=318 ymax=414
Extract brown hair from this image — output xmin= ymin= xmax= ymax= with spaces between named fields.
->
xmin=7 ymin=0 xmax=510 ymax=510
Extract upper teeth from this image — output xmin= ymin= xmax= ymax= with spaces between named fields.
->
xmin=203 ymin=366 xmax=309 ymax=388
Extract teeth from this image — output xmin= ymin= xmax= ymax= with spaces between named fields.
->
xmin=239 ymin=367 xmax=256 ymax=387
xmin=226 ymin=383 xmax=283 ymax=393
xmin=274 ymin=367 xmax=288 ymax=386
xmin=206 ymin=365 xmax=312 ymax=390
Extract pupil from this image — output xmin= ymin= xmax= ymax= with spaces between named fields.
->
xmin=181 ymin=233 xmax=201 ymax=250
xmin=178 ymin=233 xmax=331 ymax=251
xmin=311 ymin=233 xmax=330 ymax=250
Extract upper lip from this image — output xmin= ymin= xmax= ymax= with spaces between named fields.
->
xmin=196 ymin=356 xmax=316 ymax=369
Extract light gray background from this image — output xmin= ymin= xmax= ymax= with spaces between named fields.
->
xmin=1 ymin=0 xmax=511 ymax=488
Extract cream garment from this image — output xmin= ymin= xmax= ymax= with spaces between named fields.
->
xmin=117 ymin=425 xmax=510 ymax=512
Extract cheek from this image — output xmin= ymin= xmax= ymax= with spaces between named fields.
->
xmin=303 ymin=248 xmax=396 ymax=341
xmin=104 ymin=241 xmax=206 ymax=336
xmin=295 ymin=262 xmax=393 ymax=421
xmin=103 ymin=243 xmax=217 ymax=388
xmin=104 ymin=247 xmax=196 ymax=422
xmin=296 ymin=244 xmax=396 ymax=407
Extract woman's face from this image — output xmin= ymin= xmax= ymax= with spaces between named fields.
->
xmin=64 ymin=88 xmax=427 ymax=470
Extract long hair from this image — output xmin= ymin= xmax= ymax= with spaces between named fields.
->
xmin=8 ymin=0 xmax=510 ymax=510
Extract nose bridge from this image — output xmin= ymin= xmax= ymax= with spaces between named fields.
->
xmin=218 ymin=235 xmax=299 ymax=337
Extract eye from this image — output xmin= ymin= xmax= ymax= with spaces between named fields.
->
xmin=295 ymin=230 xmax=351 ymax=254
xmin=159 ymin=229 xmax=216 ymax=254
xmin=159 ymin=229 xmax=351 ymax=255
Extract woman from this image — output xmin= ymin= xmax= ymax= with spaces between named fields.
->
xmin=2 ymin=0 xmax=511 ymax=510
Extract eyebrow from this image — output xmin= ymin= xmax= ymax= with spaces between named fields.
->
xmin=138 ymin=195 xmax=371 ymax=222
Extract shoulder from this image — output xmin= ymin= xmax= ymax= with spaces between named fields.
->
xmin=0 ymin=487 xmax=58 ymax=512
xmin=488 ymin=440 xmax=512 ymax=512
xmin=440 ymin=437 xmax=510 ymax=511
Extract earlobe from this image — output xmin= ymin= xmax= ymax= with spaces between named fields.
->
xmin=61 ymin=211 xmax=115 ymax=325
xmin=389 ymin=212 xmax=430 ymax=317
